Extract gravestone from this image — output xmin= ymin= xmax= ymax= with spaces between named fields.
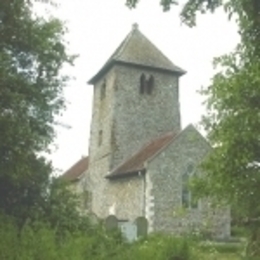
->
xmin=135 ymin=216 xmax=148 ymax=237
xmin=105 ymin=215 xmax=118 ymax=230
xmin=88 ymin=212 xmax=99 ymax=225
xmin=104 ymin=215 xmax=148 ymax=242
xmin=119 ymin=221 xmax=137 ymax=242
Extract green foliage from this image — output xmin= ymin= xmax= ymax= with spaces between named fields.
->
xmin=197 ymin=3 xmax=260 ymax=258
xmin=0 ymin=213 xmax=109 ymax=259
xmin=128 ymin=0 xmax=260 ymax=257
xmin=120 ymin=235 xmax=196 ymax=260
xmin=0 ymin=0 xmax=74 ymax=223
xmin=179 ymin=0 xmax=260 ymax=257
xmin=0 ymin=215 xmax=200 ymax=260
xmin=0 ymin=3 xmax=89 ymax=258
xmin=126 ymin=0 xmax=178 ymax=12
xmin=231 ymin=225 xmax=249 ymax=238
xmin=0 ymin=213 xmax=244 ymax=259
xmin=199 ymin=242 xmax=242 ymax=254
xmin=39 ymin=178 xmax=92 ymax=234
xmin=126 ymin=0 xmax=222 ymax=24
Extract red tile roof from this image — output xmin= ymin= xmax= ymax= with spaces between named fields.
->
xmin=106 ymin=132 xmax=177 ymax=179
xmin=61 ymin=157 xmax=88 ymax=182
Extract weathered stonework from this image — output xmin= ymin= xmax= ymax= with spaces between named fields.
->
xmin=111 ymin=64 xmax=181 ymax=169
xmin=105 ymin=175 xmax=145 ymax=220
xmin=144 ymin=173 xmax=155 ymax=233
xmin=80 ymin=25 xmax=231 ymax=239
xmin=146 ymin=125 xmax=230 ymax=238
xmin=67 ymin=173 xmax=90 ymax=215
xmin=86 ymin=62 xmax=181 ymax=219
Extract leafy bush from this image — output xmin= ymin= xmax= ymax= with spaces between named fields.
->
xmin=115 ymin=235 xmax=197 ymax=260
xmin=199 ymin=242 xmax=242 ymax=254
xmin=0 ymin=214 xmax=199 ymax=260
xmin=1 ymin=212 xmax=244 ymax=260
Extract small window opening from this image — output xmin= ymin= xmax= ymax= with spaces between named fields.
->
xmin=182 ymin=163 xmax=198 ymax=209
xmin=101 ymin=80 xmax=106 ymax=100
xmin=182 ymin=172 xmax=190 ymax=208
xmin=140 ymin=74 xmax=146 ymax=94
xmin=140 ymin=74 xmax=154 ymax=95
xmin=147 ymin=75 xmax=154 ymax=95
xmin=98 ymin=130 xmax=103 ymax=146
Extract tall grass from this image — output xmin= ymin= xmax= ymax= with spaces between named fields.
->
xmin=0 ymin=214 xmax=243 ymax=260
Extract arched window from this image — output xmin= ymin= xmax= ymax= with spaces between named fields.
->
xmin=140 ymin=74 xmax=146 ymax=94
xmin=140 ymin=74 xmax=154 ymax=95
xmin=182 ymin=170 xmax=190 ymax=208
xmin=147 ymin=75 xmax=154 ymax=95
xmin=182 ymin=163 xmax=198 ymax=209
xmin=101 ymin=80 xmax=106 ymax=100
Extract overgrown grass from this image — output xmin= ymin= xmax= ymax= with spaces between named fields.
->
xmin=196 ymin=241 xmax=244 ymax=260
xmin=0 ymin=214 xmax=245 ymax=260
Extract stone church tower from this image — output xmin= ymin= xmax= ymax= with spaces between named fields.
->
xmin=87 ymin=23 xmax=185 ymax=217
xmin=62 ymin=24 xmax=230 ymax=238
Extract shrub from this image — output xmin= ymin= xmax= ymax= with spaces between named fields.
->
xmin=112 ymin=234 xmax=198 ymax=260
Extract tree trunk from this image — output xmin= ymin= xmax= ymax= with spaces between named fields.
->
xmin=246 ymin=227 xmax=260 ymax=258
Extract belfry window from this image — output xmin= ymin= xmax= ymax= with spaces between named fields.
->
xmin=140 ymin=74 xmax=154 ymax=95
xmin=147 ymin=75 xmax=154 ymax=95
xmin=182 ymin=163 xmax=198 ymax=209
xmin=101 ymin=80 xmax=106 ymax=100
xmin=140 ymin=74 xmax=146 ymax=94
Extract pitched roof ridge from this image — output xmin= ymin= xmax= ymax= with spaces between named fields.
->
xmin=113 ymin=131 xmax=174 ymax=170
xmin=113 ymin=28 xmax=134 ymax=60
xmin=146 ymin=124 xmax=209 ymax=164
xmin=144 ymin=131 xmax=174 ymax=147
xmin=116 ymin=28 xmax=183 ymax=72
xmin=107 ymin=131 xmax=176 ymax=179
xmin=133 ymin=30 xmax=181 ymax=71
xmin=88 ymin=25 xmax=186 ymax=84
xmin=60 ymin=156 xmax=89 ymax=182
xmin=104 ymin=33 xmax=131 ymax=65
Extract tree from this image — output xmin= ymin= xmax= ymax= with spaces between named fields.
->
xmin=128 ymin=0 xmax=260 ymax=257
xmin=0 ymin=0 xmax=75 ymax=223
xmin=197 ymin=3 xmax=260 ymax=254
xmin=41 ymin=178 xmax=92 ymax=234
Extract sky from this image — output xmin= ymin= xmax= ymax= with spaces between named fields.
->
xmin=45 ymin=0 xmax=240 ymax=174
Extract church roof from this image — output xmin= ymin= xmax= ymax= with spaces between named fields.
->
xmin=60 ymin=156 xmax=88 ymax=182
xmin=106 ymin=132 xmax=178 ymax=179
xmin=88 ymin=24 xmax=186 ymax=84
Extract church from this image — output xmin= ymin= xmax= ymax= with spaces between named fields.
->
xmin=62 ymin=24 xmax=230 ymax=238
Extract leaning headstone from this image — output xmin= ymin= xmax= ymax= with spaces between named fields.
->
xmin=119 ymin=221 xmax=137 ymax=243
xmin=105 ymin=215 xmax=118 ymax=230
xmin=88 ymin=212 xmax=99 ymax=226
xmin=135 ymin=216 xmax=148 ymax=237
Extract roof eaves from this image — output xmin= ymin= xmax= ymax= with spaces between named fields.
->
xmin=116 ymin=61 xmax=186 ymax=76
xmin=145 ymin=129 xmax=184 ymax=165
xmin=88 ymin=60 xmax=115 ymax=85
xmin=75 ymin=172 xmax=85 ymax=180
xmin=69 ymin=178 xmax=80 ymax=183
xmin=146 ymin=124 xmax=210 ymax=165
xmin=88 ymin=27 xmax=186 ymax=85
xmin=61 ymin=171 xmax=84 ymax=183
xmin=88 ymin=60 xmax=186 ymax=85
xmin=60 ymin=157 xmax=89 ymax=182
xmin=88 ymin=29 xmax=134 ymax=85
xmin=105 ymin=168 xmax=145 ymax=180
